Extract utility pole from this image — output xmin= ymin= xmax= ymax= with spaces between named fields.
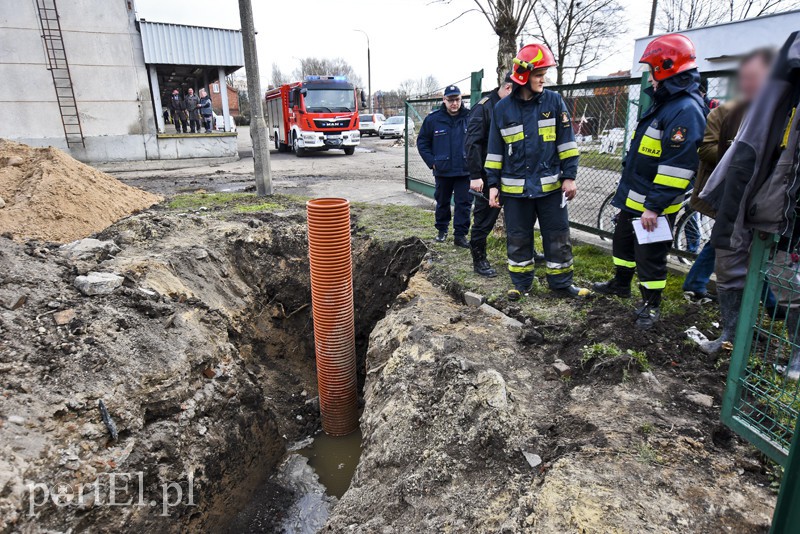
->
xmin=238 ymin=0 xmax=272 ymax=196
xmin=649 ymin=0 xmax=658 ymax=35
xmin=354 ymin=30 xmax=372 ymax=113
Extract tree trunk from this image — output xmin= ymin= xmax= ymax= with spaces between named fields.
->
xmin=496 ymin=31 xmax=517 ymax=85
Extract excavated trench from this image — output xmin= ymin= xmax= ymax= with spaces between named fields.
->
xmin=206 ymin=225 xmax=427 ymax=532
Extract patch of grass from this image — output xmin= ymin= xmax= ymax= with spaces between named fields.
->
xmin=640 ymin=422 xmax=654 ymax=435
xmin=636 ymin=441 xmax=664 ymax=464
xmin=352 ymin=203 xmax=434 ymax=242
xmin=168 ymin=192 xmax=253 ymax=210
xmin=581 ymin=342 xmax=624 ymax=366
xmin=580 ymin=148 xmax=624 ymax=172
xmin=234 ymin=202 xmax=282 ymax=213
xmin=627 ymin=348 xmax=651 ymax=372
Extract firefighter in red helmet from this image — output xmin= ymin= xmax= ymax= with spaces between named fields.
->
xmin=593 ymin=34 xmax=707 ymax=329
xmin=485 ymin=43 xmax=591 ymax=301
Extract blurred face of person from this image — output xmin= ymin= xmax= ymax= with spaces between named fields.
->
xmin=738 ymin=55 xmax=770 ymax=102
xmin=498 ymin=82 xmax=513 ymax=99
xmin=648 ymin=69 xmax=659 ymax=91
xmin=528 ymin=69 xmax=547 ymax=93
xmin=188 ymin=88 xmax=194 ymax=95
xmin=444 ymin=94 xmax=462 ymax=115
xmin=199 ymin=89 xmax=207 ymax=97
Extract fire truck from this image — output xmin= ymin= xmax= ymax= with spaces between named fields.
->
xmin=266 ymin=76 xmax=364 ymax=157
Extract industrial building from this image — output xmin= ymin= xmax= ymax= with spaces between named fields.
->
xmin=0 ymin=0 xmax=244 ymax=163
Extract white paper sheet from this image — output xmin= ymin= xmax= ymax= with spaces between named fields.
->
xmin=632 ymin=216 xmax=673 ymax=244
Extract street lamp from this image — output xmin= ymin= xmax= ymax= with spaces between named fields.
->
xmin=353 ymin=29 xmax=372 ymax=113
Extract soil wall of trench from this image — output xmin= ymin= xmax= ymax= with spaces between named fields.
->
xmin=0 ymin=206 xmax=424 ymax=533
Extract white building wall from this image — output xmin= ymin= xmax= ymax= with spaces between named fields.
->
xmin=0 ymin=0 xmax=158 ymax=162
xmin=632 ymin=11 xmax=800 ymax=73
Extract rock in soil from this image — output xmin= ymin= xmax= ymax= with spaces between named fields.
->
xmin=73 ymin=271 xmax=124 ymax=295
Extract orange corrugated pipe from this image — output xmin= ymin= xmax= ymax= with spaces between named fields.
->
xmin=306 ymin=198 xmax=358 ymax=436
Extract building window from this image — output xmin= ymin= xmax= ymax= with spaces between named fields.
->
xmin=212 ymin=83 xmax=220 ymax=94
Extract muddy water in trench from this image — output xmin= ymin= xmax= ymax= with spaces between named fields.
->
xmin=296 ymin=429 xmax=363 ymax=499
xmin=228 ymin=430 xmax=363 ymax=532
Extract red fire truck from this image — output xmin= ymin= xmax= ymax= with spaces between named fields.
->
xmin=266 ymin=76 xmax=364 ymax=157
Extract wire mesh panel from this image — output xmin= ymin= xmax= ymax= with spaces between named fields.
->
xmin=723 ymin=226 xmax=800 ymax=464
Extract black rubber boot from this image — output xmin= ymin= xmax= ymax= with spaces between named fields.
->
xmin=454 ymin=235 xmax=471 ymax=249
xmin=435 ymin=230 xmax=447 ymax=243
xmin=635 ymin=288 xmax=662 ymax=330
xmin=593 ymin=278 xmax=632 ymax=298
xmin=699 ymin=289 xmax=742 ymax=355
xmin=471 ymin=241 xmax=497 ymax=278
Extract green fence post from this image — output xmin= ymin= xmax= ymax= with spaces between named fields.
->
xmin=771 ymin=408 xmax=800 ymax=533
xmin=722 ymin=233 xmax=772 ymax=427
xmin=404 ymin=101 xmax=409 ymax=191
xmin=470 ymin=69 xmax=484 ymax=109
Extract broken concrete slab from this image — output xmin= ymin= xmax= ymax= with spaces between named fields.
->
xmin=73 ymin=272 xmax=124 ymax=296
xmin=60 ymin=238 xmax=121 ymax=261
xmin=552 ymin=359 xmax=573 ymax=378
xmin=52 ymin=309 xmax=76 ymax=326
xmin=479 ymin=303 xmax=523 ymax=329
xmin=684 ymin=390 xmax=714 ymax=408
xmin=463 ymin=291 xmax=484 ymax=307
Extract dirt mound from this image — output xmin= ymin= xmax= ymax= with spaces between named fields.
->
xmin=0 ymin=140 xmax=162 ymax=243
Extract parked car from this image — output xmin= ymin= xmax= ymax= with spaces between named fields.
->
xmin=359 ymin=113 xmax=386 ymax=136
xmin=379 ymin=116 xmax=415 ymax=139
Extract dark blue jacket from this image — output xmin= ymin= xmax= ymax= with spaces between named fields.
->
xmin=417 ymin=104 xmax=470 ymax=177
xmin=485 ymin=88 xmax=579 ymax=198
xmin=612 ymin=69 xmax=706 ymax=215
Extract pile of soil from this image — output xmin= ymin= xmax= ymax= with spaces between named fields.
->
xmin=0 ymin=140 xmax=162 ymax=243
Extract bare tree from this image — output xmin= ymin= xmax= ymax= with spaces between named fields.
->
xmin=527 ymin=0 xmax=626 ymax=85
xmin=436 ymin=0 xmax=537 ymax=84
xmin=291 ymin=57 xmax=363 ymax=87
xmin=270 ymin=63 xmax=290 ymax=88
xmin=658 ymin=0 xmax=799 ymax=32
xmin=397 ymin=75 xmax=441 ymax=98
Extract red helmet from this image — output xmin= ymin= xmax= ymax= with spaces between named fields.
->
xmin=512 ymin=44 xmax=557 ymax=86
xmin=639 ymin=33 xmax=697 ymax=82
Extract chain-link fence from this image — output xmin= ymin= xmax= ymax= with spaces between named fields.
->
xmin=405 ymin=72 xmax=734 ymax=257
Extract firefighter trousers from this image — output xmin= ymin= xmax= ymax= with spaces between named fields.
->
xmin=612 ymin=210 xmax=675 ymax=305
xmin=469 ymin=191 xmax=501 ymax=247
xmin=503 ymin=193 xmax=573 ymax=291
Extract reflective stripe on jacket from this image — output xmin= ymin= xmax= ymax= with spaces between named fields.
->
xmin=612 ymin=69 xmax=706 ymax=216
xmin=485 ymin=88 xmax=578 ymax=198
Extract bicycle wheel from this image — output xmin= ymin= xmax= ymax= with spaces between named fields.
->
xmin=673 ymin=208 xmax=714 ymax=265
xmin=597 ymin=193 xmax=618 ymax=241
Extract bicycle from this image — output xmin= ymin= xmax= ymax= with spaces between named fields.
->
xmin=596 ymin=186 xmax=714 ymax=265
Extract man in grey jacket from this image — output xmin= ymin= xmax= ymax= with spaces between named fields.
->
xmin=184 ymin=88 xmax=201 ymax=134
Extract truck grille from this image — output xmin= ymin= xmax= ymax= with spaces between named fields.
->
xmin=313 ymin=119 xmax=351 ymax=129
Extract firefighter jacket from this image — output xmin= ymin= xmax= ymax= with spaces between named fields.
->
xmin=612 ymin=69 xmax=706 ymax=217
xmin=417 ymin=104 xmax=470 ymax=178
xmin=484 ymin=89 xmax=578 ymax=198
xmin=465 ymin=88 xmax=502 ymax=188
xmin=702 ymin=31 xmax=800 ymax=250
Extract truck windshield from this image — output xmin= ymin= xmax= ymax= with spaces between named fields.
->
xmin=304 ymin=89 xmax=355 ymax=113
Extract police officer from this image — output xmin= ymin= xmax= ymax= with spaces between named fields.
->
xmin=417 ymin=85 xmax=472 ymax=248
xmin=466 ymin=71 xmax=544 ymax=277
xmin=593 ymin=33 xmax=706 ymax=330
xmin=485 ymin=44 xmax=590 ymax=301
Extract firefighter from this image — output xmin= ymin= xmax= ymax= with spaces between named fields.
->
xmin=593 ymin=33 xmax=706 ymax=329
xmin=485 ymin=43 xmax=590 ymax=301
xmin=465 ymin=71 xmax=544 ymax=277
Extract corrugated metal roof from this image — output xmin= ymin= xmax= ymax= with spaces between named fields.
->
xmin=139 ymin=21 xmax=244 ymax=67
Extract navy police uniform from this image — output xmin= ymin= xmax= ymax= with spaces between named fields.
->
xmin=485 ymin=87 xmax=579 ymax=291
xmin=417 ymin=101 xmax=472 ymax=238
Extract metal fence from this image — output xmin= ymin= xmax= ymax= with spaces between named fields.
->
xmin=404 ymin=72 xmax=734 ymax=257
xmin=721 ymin=224 xmax=800 ymax=532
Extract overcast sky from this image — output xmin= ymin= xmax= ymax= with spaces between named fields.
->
xmin=133 ymin=0 xmax=654 ymax=92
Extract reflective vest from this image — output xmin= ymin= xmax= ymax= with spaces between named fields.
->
xmin=485 ymin=89 xmax=578 ymax=198
xmin=613 ymin=70 xmax=707 ymax=216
